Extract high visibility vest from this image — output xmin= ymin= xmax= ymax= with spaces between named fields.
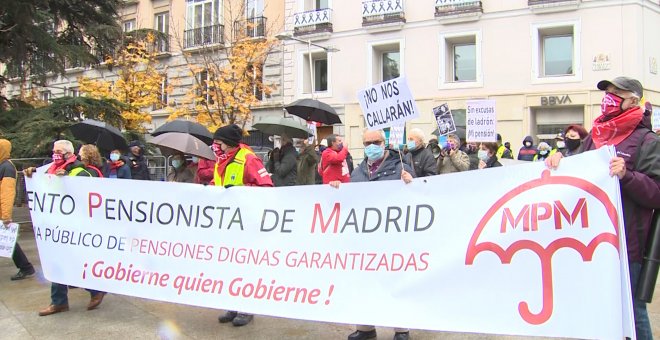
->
xmin=496 ymin=145 xmax=507 ymax=159
xmin=213 ymin=148 xmax=253 ymax=187
xmin=69 ymin=167 xmax=92 ymax=177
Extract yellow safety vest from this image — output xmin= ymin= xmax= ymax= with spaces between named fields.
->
xmin=213 ymin=148 xmax=254 ymax=187
xmin=69 ymin=166 xmax=92 ymax=177
xmin=496 ymin=145 xmax=507 ymax=159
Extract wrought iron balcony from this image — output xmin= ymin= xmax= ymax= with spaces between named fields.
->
xmin=293 ymin=8 xmax=333 ymax=36
xmin=362 ymin=0 xmax=405 ymax=27
xmin=153 ymin=37 xmax=170 ymax=54
xmin=184 ymin=24 xmax=224 ymax=49
xmin=435 ymin=0 xmax=482 ymax=17
xmin=234 ymin=16 xmax=267 ymax=39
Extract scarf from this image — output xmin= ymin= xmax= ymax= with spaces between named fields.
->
xmin=215 ymin=146 xmax=241 ymax=180
xmin=109 ymin=160 xmax=124 ymax=170
xmin=592 ymin=106 xmax=644 ymax=148
xmin=47 ymin=155 xmax=77 ymax=174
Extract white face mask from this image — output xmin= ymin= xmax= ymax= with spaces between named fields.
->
xmin=477 ymin=150 xmax=489 ymax=162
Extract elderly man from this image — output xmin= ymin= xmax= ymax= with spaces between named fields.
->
xmin=547 ymin=77 xmax=660 ymax=339
xmin=320 ymin=134 xmax=350 ymax=184
xmin=331 ymin=129 xmax=414 ymax=340
xmin=405 ymin=128 xmax=436 ymax=177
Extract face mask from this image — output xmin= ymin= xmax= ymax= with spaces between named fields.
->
xmin=601 ymin=92 xmax=625 ymax=117
xmin=191 ymin=156 xmax=199 ymax=163
xmin=110 ymin=153 xmax=120 ymax=162
xmin=566 ymin=138 xmax=581 ymax=151
xmin=52 ymin=153 xmax=65 ymax=165
xmin=477 ymin=150 xmax=489 ymax=162
xmin=540 ymin=150 xmax=548 ymax=156
xmin=211 ymin=143 xmax=223 ymax=156
xmin=364 ymin=144 xmax=384 ymax=160
xmin=406 ymin=140 xmax=416 ymax=150
xmin=172 ymin=160 xmax=182 ymax=168
xmin=556 ymin=141 xmax=566 ymax=149
xmin=525 ymin=142 xmax=532 ymax=148
xmin=295 ymin=147 xmax=300 ymax=153
xmin=336 ymin=143 xmax=343 ymax=151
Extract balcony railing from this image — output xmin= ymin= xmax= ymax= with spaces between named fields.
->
xmin=528 ymin=0 xmax=580 ymax=12
xmin=435 ymin=0 xmax=482 ymax=17
xmin=362 ymin=0 xmax=405 ymax=27
xmin=293 ymin=8 xmax=333 ymax=36
xmin=234 ymin=16 xmax=267 ymax=39
xmin=184 ymin=24 xmax=224 ymax=49
xmin=153 ymin=37 xmax=170 ymax=54
xmin=529 ymin=0 xmax=579 ymax=5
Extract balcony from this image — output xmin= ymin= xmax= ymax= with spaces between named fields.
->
xmin=184 ymin=24 xmax=224 ymax=49
xmin=293 ymin=8 xmax=333 ymax=37
xmin=153 ymin=37 xmax=170 ymax=54
xmin=234 ymin=16 xmax=267 ymax=39
xmin=362 ymin=0 xmax=405 ymax=30
xmin=528 ymin=0 xmax=580 ymax=13
xmin=435 ymin=0 xmax=482 ymax=23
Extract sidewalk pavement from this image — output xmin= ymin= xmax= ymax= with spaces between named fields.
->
xmin=2 ymin=207 xmax=660 ymax=339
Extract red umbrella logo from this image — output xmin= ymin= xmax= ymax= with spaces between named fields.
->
xmin=465 ymin=170 xmax=620 ymax=325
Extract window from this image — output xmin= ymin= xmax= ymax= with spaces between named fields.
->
xmin=69 ymin=88 xmax=80 ymax=98
xmin=369 ymin=41 xmax=402 ymax=84
xmin=196 ymin=70 xmax=213 ymax=104
xmin=153 ymin=76 xmax=168 ymax=110
xmin=123 ymin=20 xmax=136 ymax=32
xmin=531 ymin=21 xmax=581 ymax=83
xmin=154 ymin=12 xmax=169 ymax=53
xmin=185 ymin=0 xmax=223 ymax=47
xmin=304 ymin=0 xmax=329 ymax=10
xmin=41 ymin=91 xmax=51 ymax=103
xmin=439 ymin=32 xmax=481 ymax=88
xmin=314 ymin=58 xmax=327 ymax=92
xmin=246 ymin=0 xmax=264 ymax=17
xmin=382 ymin=51 xmax=400 ymax=82
xmin=302 ymin=51 xmax=329 ymax=94
xmin=531 ymin=107 xmax=583 ymax=145
xmin=247 ymin=64 xmax=264 ymax=100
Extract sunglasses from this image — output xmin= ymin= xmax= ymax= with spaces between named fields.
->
xmin=363 ymin=140 xmax=384 ymax=146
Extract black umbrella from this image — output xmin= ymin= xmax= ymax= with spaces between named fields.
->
xmin=70 ymin=119 xmax=127 ymax=151
xmin=152 ymin=120 xmax=213 ymax=145
xmin=285 ymin=98 xmax=341 ymax=125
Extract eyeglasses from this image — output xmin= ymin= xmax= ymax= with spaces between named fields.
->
xmin=363 ymin=140 xmax=383 ymax=146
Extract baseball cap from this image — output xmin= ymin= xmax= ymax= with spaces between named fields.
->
xmin=597 ymin=77 xmax=643 ymax=98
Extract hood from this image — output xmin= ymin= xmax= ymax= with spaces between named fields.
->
xmin=522 ymin=135 xmax=533 ymax=144
xmin=0 ymin=139 xmax=11 ymax=163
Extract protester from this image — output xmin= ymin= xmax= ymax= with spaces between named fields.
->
xmin=296 ymin=138 xmax=319 ymax=185
xmin=127 ymin=140 xmax=150 ymax=180
xmin=478 ymin=142 xmax=502 ymax=169
xmin=330 ymin=129 xmax=413 ymax=340
xmin=101 ymin=148 xmax=131 ymax=179
xmin=195 ymin=155 xmax=215 ymax=185
xmin=496 ymin=133 xmax=513 ymax=159
xmin=517 ymin=136 xmax=536 ymax=161
xmin=426 ymin=137 xmax=441 ymax=160
xmin=0 ymin=139 xmax=36 ymax=281
xmin=504 ymin=141 xmax=512 ymax=157
xmin=552 ymin=132 xmax=567 ymax=156
xmin=25 ymin=141 xmax=107 ymax=316
xmin=405 ymin=128 xmax=436 ymax=177
xmin=533 ymin=142 xmax=552 ymax=162
xmin=462 ymin=141 xmax=479 ymax=170
xmin=267 ymin=134 xmax=297 ymax=187
xmin=437 ymin=133 xmax=469 ymax=174
xmin=167 ymin=153 xmax=195 ymax=183
xmin=546 ymin=77 xmax=660 ymax=339
xmin=211 ymin=124 xmax=273 ymax=326
xmin=563 ymin=124 xmax=588 ymax=157
xmin=320 ymin=134 xmax=350 ymax=184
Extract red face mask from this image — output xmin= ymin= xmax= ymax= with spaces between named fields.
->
xmin=601 ymin=92 xmax=624 ymax=117
xmin=211 ymin=143 xmax=223 ymax=157
xmin=52 ymin=153 xmax=65 ymax=165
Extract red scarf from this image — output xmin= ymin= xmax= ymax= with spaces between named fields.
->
xmin=592 ymin=106 xmax=644 ymax=148
xmin=47 ymin=155 xmax=77 ymax=174
xmin=109 ymin=160 xmax=123 ymax=170
xmin=215 ymin=147 xmax=240 ymax=180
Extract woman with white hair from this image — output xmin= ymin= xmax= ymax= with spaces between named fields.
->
xmin=405 ymin=128 xmax=437 ymax=177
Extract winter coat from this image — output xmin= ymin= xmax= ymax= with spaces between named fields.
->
xmin=167 ymin=164 xmax=195 ymax=183
xmin=0 ymin=140 xmax=16 ymax=222
xmin=102 ymin=159 xmax=132 ymax=179
xmin=320 ymin=146 xmax=350 ymax=184
xmin=351 ymin=149 xmax=415 ymax=182
xmin=578 ymin=117 xmax=660 ymax=263
xmin=267 ymin=143 xmax=297 ymax=187
xmin=438 ymin=149 xmax=470 ymax=174
xmin=409 ymin=146 xmax=437 ymax=177
xmin=210 ymin=144 xmax=273 ymax=187
xmin=128 ymin=153 xmax=150 ymax=180
xmin=296 ymin=145 xmax=319 ymax=185
xmin=517 ymin=136 xmax=536 ymax=161
xmin=484 ymin=155 xmax=502 ymax=168
xmin=195 ymin=158 xmax=215 ymax=185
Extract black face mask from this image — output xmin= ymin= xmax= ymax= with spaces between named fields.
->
xmin=565 ymin=138 xmax=581 ymax=151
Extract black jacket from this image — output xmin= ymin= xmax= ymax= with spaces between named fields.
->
xmin=409 ymin=146 xmax=437 ymax=177
xmin=267 ymin=144 xmax=297 ymax=187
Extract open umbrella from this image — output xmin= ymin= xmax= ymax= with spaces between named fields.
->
xmin=148 ymin=132 xmax=215 ymax=160
xmin=285 ymin=98 xmax=341 ymax=125
xmin=70 ymin=119 xmax=127 ymax=151
xmin=252 ymin=116 xmax=311 ymax=139
xmin=152 ymin=120 xmax=213 ymax=145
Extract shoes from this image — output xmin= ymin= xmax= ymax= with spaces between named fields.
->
xmin=347 ymin=330 xmax=377 ymax=340
xmin=10 ymin=269 xmax=35 ymax=281
xmin=38 ymin=304 xmax=69 ymax=316
xmin=394 ymin=332 xmax=410 ymax=340
xmin=218 ymin=311 xmax=238 ymax=323
xmin=87 ymin=292 xmax=106 ymax=310
xmin=232 ymin=313 xmax=254 ymax=326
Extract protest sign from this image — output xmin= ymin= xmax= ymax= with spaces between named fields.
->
xmin=26 ymin=147 xmax=632 ymax=339
xmin=466 ymin=99 xmax=497 ymax=142
xmin=0 ymin=222 xmax=19 ymax=258
xmin=386 ymin=124 xmax=405 ymax=147
xmin=357 ymin=77 xmax=420 ymax=130
xmin=652 ymin=105 xmax=659 ymax=132
xmin=433 ymin=104 xmax=456 ymax=136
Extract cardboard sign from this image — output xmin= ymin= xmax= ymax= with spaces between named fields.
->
xmin=0 ymin=222 xmax=19 ymax=258
xmin=466 ymin=99 xmax=497 ymax=142
xmin=357 ymin=77 xmax=420 ymax=130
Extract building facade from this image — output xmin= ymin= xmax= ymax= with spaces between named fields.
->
xmin=280 ymin=0 xmax=660 ymax=158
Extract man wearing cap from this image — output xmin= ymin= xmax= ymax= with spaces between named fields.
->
xmin=211 ymin=124 xmax=272 ymax=326
xmin=495 ymin=133 xmax=513 ymax=159
xmin=547 ymin=76 xmax=660 ymax=339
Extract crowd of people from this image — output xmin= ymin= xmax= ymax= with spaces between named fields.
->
xmin=3 ymin=76 xmax=659 ymax=340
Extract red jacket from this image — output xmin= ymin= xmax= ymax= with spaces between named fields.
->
xmin=195 ymin=158 xmax=215 ymax=185
xmin=210 ymin=144 xmax=273 ymax=187
xmin=320 ymin=147 xmax=350 ymax=184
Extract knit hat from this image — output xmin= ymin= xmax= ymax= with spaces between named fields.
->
xmin=213 ymin=124 xmax=243 ymax=147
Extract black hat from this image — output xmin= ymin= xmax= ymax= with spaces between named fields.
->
xmin=128 ymin=140 xmax=142 ymax=148
xmin=496 ymin=133 xmax=502 ymax=141
xmin=213 ymin=124 xmax=243 ymax=147
xmin=597 ymin=77 xmax=643 ymax=98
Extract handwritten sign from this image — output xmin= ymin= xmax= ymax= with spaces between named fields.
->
xmin=466 ymin=99 xmax=496 ymax=142
xmin=358 ymin=77 xmax=420 ymax=130
xmin=0 ymin=222 xmax=19 ymax=258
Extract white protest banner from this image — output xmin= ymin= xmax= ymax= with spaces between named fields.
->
xmin=357 ymin=77 xmax=420 ymax=130
xmin=433 ymin=103 xmax=456 ymax=136
xmin=466 ymin=99 xmax=497 ymax=142
xmin=652 ymin=105 xmax=659 ymax=132
xmin=26 ymin=147 xmax=632 ymax=339
xmin=0 ymin=222 xmax=19 ymax=257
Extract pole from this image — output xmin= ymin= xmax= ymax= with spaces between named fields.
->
xmin=308 ymin=40 xmax=314 ymax=99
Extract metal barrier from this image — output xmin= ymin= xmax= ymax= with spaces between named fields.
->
xmin=146 ymin=155 xmax=168 ymax=181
